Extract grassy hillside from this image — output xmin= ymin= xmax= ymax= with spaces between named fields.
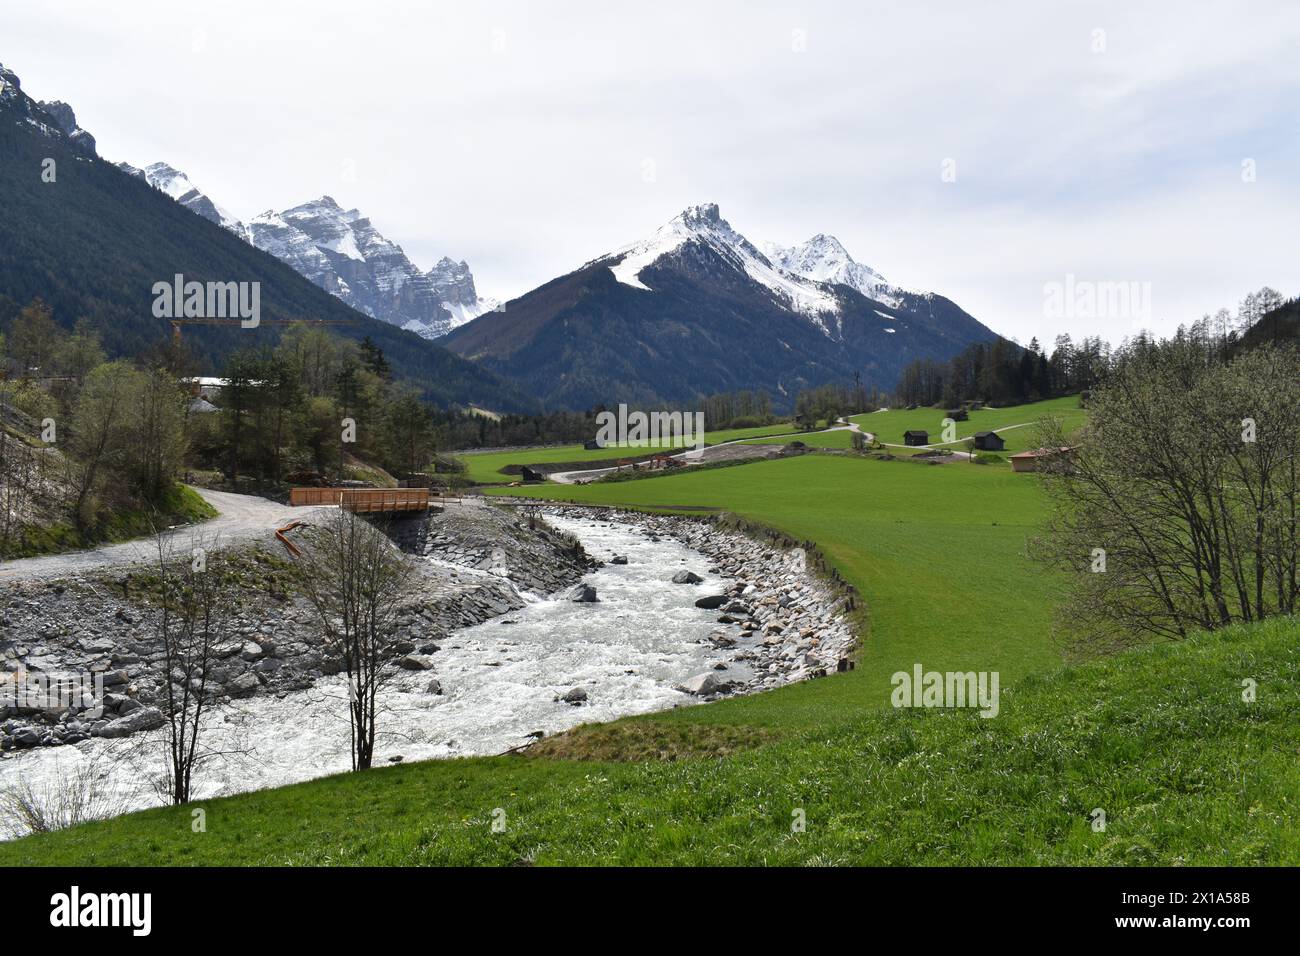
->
xmin=4 ymin=616 xmax=1293 ymax=865
xmin=850 ymin=396 xmax=1088 ymax=449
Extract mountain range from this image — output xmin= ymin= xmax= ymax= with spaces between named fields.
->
xmin=114 ymin=162 xmax=498 ymax=340
xmin=0 ymin=62 xmax=535 ymax=412
xmin=441 ymin=203 xmax=1000 ymax=408
xmin=3 ymin=61 xmax=1003 ymax=413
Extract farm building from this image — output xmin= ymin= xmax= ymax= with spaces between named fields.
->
xmin=973 ymin=431 xmax=1005 ymax=451
xmin=1009 ymin=446 xmax=1073 ymax=473
xmin=946 ymin=408 xmax=969 ymax=422
xmin=903 ymin=430 xmax=929 ymax=446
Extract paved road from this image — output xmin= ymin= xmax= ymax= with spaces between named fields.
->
xmin=0 ymin=488 xmax=330 ymax=581
xmin=548 ymin=425 xmax=841 ymax=484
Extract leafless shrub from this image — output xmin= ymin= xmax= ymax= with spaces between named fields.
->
xmin=0 ymin=757 xmax=124 ymax=836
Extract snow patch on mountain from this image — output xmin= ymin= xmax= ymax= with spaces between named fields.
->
xmin=603 ymin=203 xmax=840 ymax=328
xmin=118 ymin=161 xmax=248 ymax=238
xmin=764 ymin=234 xmax=905 ymax=308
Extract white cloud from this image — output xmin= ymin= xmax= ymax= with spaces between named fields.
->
xmin=7 ymin=0 xmax=1299 ymax=344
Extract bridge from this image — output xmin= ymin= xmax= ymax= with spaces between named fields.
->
xmin=289 ymin=487 xmax=431 ymax=514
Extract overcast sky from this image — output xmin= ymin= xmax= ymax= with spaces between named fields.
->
xmin=8 ymin=0 xmax=1299 ymax=343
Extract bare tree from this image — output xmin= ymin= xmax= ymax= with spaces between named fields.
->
xmin=151 ymin=528 xmax=228 ymax=804
xmin=296 ymin=509 xmax=412 ymax=770
xmin=1032 ymin=342 xmax=1300 ymax=656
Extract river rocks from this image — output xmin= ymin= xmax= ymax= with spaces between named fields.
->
xmin=569 ymin=584 xmax=599 ymax=603
xmin=408 ymin=498 xmax=598 ymax=595
xmin=425 ymin=678 xmax=443 ymax=695
xmin=11 ymin=727 xmax=42 ymax=748
xmin=671 ymin=570 xmax=704 ymax=585
xmin=539 ymin=505 xmax=859 ymax=699
xmin=610 ymin=555 xmax=629 ymax=565
xmin=397 ymin=655 xmax=436 ymax=671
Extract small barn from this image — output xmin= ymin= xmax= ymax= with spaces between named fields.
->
xmin=973 ymin=431 xmax=1005 ymax=451
xmin=903 ymin=430 xmax=929 ymax=447
xmin=1009 ymin=446 xmax=1073 ymax=473
xmin=946 ymin=408 xmax=968 ymax=422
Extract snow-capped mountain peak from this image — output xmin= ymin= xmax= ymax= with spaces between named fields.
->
xmin=246 ymin=195 xmax=496 ymax=337
xmin=765 ymin=233 xmax=903 ymax=307
xmin=605 ymin=203 xmax=841 ymax=324
xmin=117 ymin=161 xmax=248 ymax=238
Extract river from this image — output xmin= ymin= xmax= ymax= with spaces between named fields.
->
xmin=0 ymin=515 xmax=747 ymax=838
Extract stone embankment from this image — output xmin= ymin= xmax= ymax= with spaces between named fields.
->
xmin=0 ymin=501 xmax=595 ymax=751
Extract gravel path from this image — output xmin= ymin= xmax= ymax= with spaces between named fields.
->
xmin=0 ymin=488 xmax=330 ymax=581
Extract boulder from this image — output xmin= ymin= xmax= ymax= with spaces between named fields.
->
xmin=569 ymin=584 xmax=599 ymax=603
xmin=561 ymin=687 xmax=587 ymax=705
xmin=227 ymin=673 xmax=261 ymax=698
xmin=694 ymin=594 xmax=728 ymax=610
xmin=397 ymin=655 xmax=436 ymax=671
xmin=95 ymin=706 xmax=164 ymax=739
xmin=424 ymin=678 xmax=443 ymax=696
xmin=675 ymin=672 xmax=731 ymax=696
xmin=671 ymin=570 xmax=704 ymax=585
xmin=610 ymin=555 xmax=629 ymax=565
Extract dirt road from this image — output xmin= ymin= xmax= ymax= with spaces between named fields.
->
xmin=0 ymin=488 xmax=330 ymax=581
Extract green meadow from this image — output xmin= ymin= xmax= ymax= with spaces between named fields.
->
xmin=733 ymin=396 xmax=1088 ymax=454
xmin=852 ymin=396 xmax=1089 ymax=449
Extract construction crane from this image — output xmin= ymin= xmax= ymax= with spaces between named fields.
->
xmin=169 ymin=317 xmax=355 ymax=343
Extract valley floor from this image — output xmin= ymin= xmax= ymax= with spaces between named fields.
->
xmin=2 ymin=406 xmax=1293 ymax=865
